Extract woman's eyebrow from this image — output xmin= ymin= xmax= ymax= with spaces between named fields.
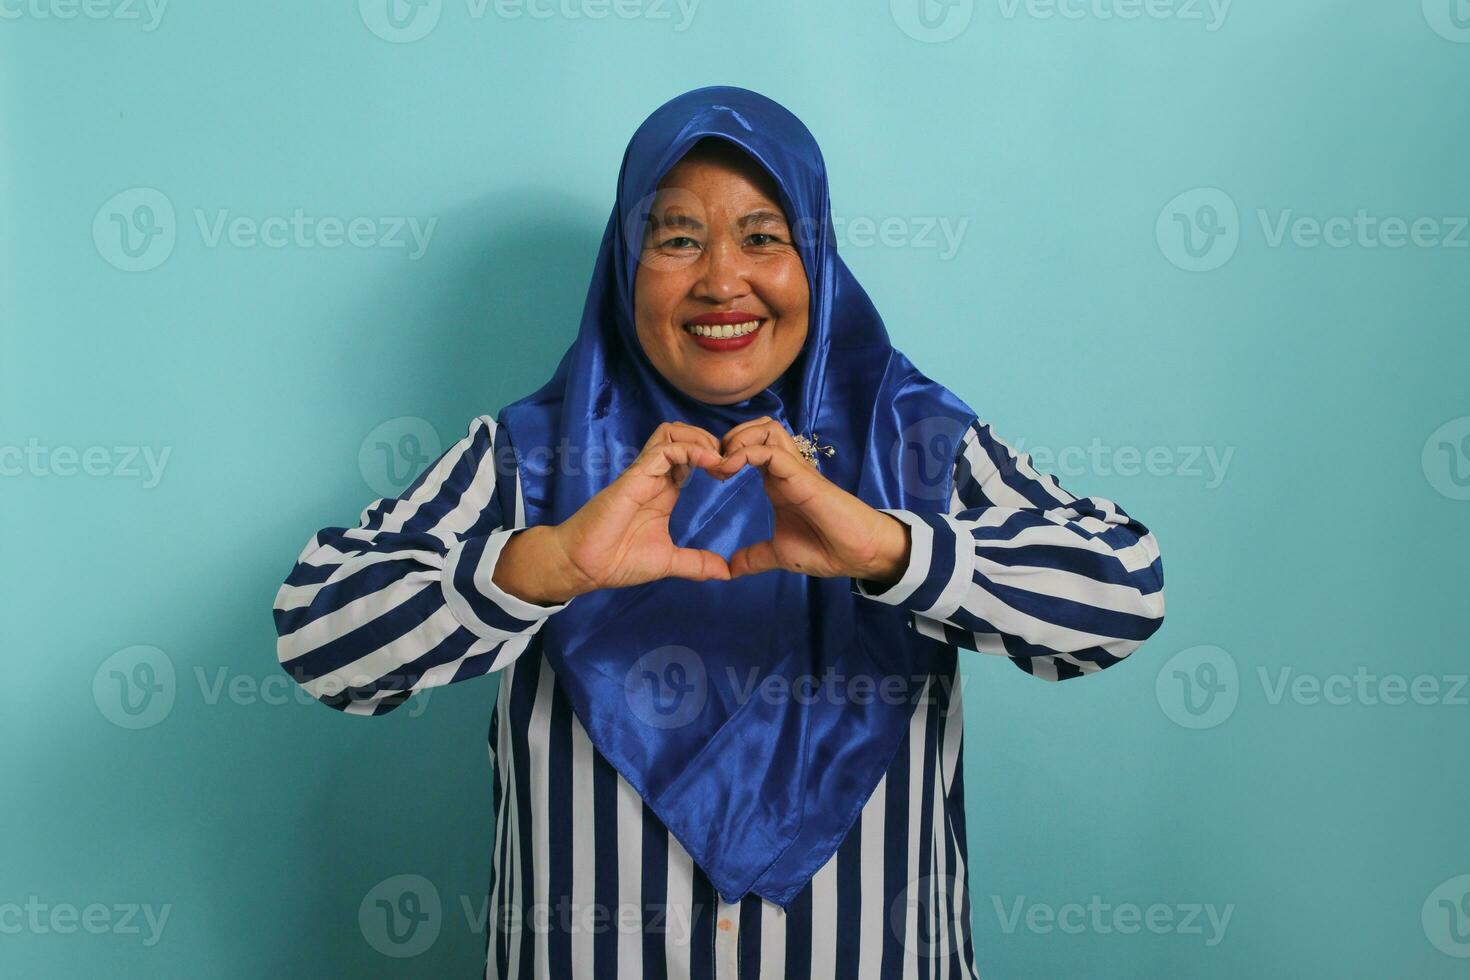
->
xmin=647 ymin=212 xmax=704 ymax=233
xmin=645 ymin=209 xmax=786 ymax=235
xmin=738 ymin=209 xmax=787 ymax=228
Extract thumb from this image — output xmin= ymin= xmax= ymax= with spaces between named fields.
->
xmin=666 ymin=547 xmax=733 ymax=583
xmin=729 ymin=539 xmax=781 ymax=578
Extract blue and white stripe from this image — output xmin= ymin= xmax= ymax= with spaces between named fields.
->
xmin=274 ymin=413 xmax=1165 ymax=977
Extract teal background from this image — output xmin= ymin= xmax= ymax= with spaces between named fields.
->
xmin=5 ymin=1 xmax=1468 ymax=976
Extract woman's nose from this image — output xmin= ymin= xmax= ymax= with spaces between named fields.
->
xmin=692 ymin=232 xmax=751 ymax=302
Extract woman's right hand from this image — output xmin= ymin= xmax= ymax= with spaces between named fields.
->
xmin=491 ymin=422 xmax=731 ymax=606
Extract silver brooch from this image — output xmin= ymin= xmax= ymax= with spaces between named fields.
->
xmin=792 ymin=431 xmax=836 ymax=467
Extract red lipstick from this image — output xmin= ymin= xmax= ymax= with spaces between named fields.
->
xmin=682 ymin=311 xmax=764 ymax=352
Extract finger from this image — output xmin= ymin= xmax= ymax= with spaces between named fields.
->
xmin=709 ymin=443 xmax=809 ymax=483
xmin=728 ymin=539 xmax=780 ymax=578
xmin=667 ymin=547 xmax=732 ymax=582
xmin=644 ymin=421 xmax=722 ymax=459
xmin=718 ymin=415 xmax=776 ymax=445
xmin=720 ymin=417 xmax=795 ymax=456
xmin=641 ymin=441 xmax=720 ymax=476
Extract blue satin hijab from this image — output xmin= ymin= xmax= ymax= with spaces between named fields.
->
xmin=499 ymin=86 xmax=978 ymax=908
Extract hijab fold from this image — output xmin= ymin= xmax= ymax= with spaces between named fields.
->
xmin=500 ymin=86 xmax=978 ymax=908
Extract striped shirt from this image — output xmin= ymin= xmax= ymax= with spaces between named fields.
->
xmin=273 ymin=413 xmax=1165 ymax=979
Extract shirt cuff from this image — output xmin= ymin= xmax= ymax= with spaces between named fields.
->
xmin=442 ymin=527 xmax=571 ymax=642
xmin=850 ymin=509 xmax=973 ymax=623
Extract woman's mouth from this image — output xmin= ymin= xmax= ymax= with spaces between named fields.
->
xmin=682 ymin=316 xmax=764 ymax=351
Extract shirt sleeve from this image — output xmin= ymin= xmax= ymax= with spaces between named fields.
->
xmin=851 ymin=417 xmax=1165 ymax=681
xmin=272 ymin=414 xmax=571 ymax=715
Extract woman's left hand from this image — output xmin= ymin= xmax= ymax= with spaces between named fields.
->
xmin=707 ymin=417 xmax=911 ymax=585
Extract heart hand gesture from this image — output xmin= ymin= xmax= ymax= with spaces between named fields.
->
xmin=707 ymin=417 xmax=910 ymax=585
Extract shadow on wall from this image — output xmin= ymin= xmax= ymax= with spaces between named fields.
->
xmin=238 ymin=189 xmax=604 ymax=975
xmin=340 ymin=188 xmax=610 ymax=424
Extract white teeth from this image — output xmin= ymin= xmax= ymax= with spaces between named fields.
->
xmin=684 ymin=319 xmax=761 ymax=339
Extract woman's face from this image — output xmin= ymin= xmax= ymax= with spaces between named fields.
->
xmin=633 ymin=143 xmax=810 ymax=406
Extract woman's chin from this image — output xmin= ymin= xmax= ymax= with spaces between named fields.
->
xmin=681 ymin=376 xmax=767 ymax=405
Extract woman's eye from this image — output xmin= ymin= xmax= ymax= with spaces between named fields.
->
xmin=659 ymin=236 xmax=700 ymax=250
xmin=746 ymin=233 xmax=784 ymax=247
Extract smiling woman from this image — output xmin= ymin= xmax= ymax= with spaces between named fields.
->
xmin=633 ymin=138 xmax=810 ymax=404
xmin=272 ymin=86 xmax=1165 ymax=979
